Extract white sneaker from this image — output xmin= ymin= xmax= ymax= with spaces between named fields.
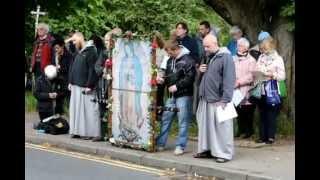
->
xmin=174 ymin=146 xmax=184 ymax=155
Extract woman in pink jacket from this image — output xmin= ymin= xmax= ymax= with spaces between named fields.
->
xmin=234 ymin=38 xmax=257 ymax=139
xmin=255 ymin=37 xmax=285 ymax=144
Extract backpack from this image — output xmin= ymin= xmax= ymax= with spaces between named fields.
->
xmin=37 ymin=117 xmax=69 ymax=135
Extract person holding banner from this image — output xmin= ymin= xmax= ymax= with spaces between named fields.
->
xmin=195 ymin=34 xmax=236 ymax=163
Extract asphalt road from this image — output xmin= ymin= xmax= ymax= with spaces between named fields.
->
xmin=25 ymin=146 xmax=164 ymax=180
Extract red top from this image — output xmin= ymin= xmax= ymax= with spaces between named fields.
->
xmin=31 ymin=35 xmax=53 ymax=72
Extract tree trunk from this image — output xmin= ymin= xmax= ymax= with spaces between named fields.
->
xmin=204 ymin=0 xmax=295 ymax=122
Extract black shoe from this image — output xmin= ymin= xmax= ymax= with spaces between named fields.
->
xmin=193 ymin=151 xmax=212 ymax=158
xmin=215 ymin=157 xmax=229 ymax=163
xmin=71 ymin=135 xmax=80 ymax=138
xmin=92 ymin=137 xmax=103 ymax=142
xmin=81 ymin=136 xmax=92 ymax=140
xmin=266 ymin=138 xmax=275 ymax=144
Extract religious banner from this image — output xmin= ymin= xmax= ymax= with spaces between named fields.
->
xmin=109 ymin=37 xmax=157 ymax=152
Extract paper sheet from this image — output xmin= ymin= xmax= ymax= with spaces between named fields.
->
xmin=232 ymin=89 xmax=245 ymax=107
xmin=216 ymin=102 xmax=238 ymax=123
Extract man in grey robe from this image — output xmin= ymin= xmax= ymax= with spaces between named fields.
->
xmin=68 ymin=32 xmax=100 ymax=140
xmin=194 ymin=34 xmax=236 ymax=163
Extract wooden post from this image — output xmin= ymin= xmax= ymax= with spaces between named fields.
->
xmin=106 ymin=39 xmax=114 ymax=140
xmin=150 ymin=36 xmax=158 ymax=152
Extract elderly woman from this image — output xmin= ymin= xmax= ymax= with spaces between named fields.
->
xmin=234 ymin=38 xmax=257 ymax=139
xmin=255 ymin=37 xmax=285 ymax=144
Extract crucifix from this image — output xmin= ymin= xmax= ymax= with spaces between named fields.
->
xmin=30 ymin=5 xmax=47 ymax=37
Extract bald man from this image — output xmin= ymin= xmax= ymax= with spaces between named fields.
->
xmin=68 ymin=32 xmax=100 ymax=141
xmin=194 ymin=34 xmax=236 ymax=163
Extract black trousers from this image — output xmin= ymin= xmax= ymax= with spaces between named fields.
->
xmin=157 ymin=84 xmax=165 ymax=107
xmin=236 ymin=104 xmax=256 ymax=137
xmin=98 ymin=103 xmax=107 ymax=138
xmin=156 ymin=84 xmax=165 ymax=120
xmin=39 ymin=111 xmax=53 ymax=121
xmin=257 ymin=97 xmax=281 ymax=141
xmin=34 ymin=62 xmax=42 ymax=80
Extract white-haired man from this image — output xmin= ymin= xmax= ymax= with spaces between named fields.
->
xmin=227 ymin=26 xmax=243 ymax=56
xmin=31 ymin=23 xmax=54 ymax=80
xmin=194 ymin=34 xmax=236 ymax=163
xmin=68 ymin=32 xmax=100 ymax=141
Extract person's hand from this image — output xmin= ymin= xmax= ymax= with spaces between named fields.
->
xmin=56 ymin=65 xmax=61 ymax=70
xmin=199 ymin=64 xmax=208 ymax=73
xmin=264 ymin=70 xmax=274 ymax=79
xmin=156 ymin=76 xmax=165 ymax=84
xmin=168 ymin=85 xmax=177 ymax=93
xmin=29 ymin=67 xmax=33 ymax=73
xmin=84 ymin=87 xmax=92 ymax=93
xmin=234 ymin=81 xmax=240 ymax=88
xmin=216 ymin=101 xmax=227 ymax=109
xmin=68 ymin=84 xmax=72 ymax=91
xmin=49 ymin=92 xmax=57 ymax=99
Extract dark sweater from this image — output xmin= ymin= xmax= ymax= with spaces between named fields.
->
xmin=164 ymin=50 xmax=196 ymax=98
xmin=177 ymin=35 xmax=200 ymax=64
xmin=52 ymin=49 xmax=73 ymax=83
xmin=34 ymin=75 xmax=67 ymax=113
xmin=68 ymin=43 xmax=98 ymax=88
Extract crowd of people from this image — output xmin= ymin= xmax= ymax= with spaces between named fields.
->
xmin=26 ymin=20 xmax=286 ymax=163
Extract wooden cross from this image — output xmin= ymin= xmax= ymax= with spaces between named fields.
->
xmin=30 ymin=5 xmax=46 ymax=37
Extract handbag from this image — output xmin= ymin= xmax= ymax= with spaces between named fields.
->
xmin=37 ymin=117 xmax=69 ymax=135
xmin=265 ymin=80 xmax=281 ymax=105
xmin=248 ymin=80 xmax=263 ymax=103
xmin=278 ymin=80 xmax=287 ymax=98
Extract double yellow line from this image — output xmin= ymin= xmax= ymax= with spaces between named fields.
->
xmin=25 ymin=143 xmax=170 ymax=176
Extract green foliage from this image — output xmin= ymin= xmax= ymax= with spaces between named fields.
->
xmin=25 ymin=91 xmax=37 ymax=112
xmin=25 ymin=0 xmax=230 ymax=55
xmin=280 ymin=1 xmax=295 ymax=32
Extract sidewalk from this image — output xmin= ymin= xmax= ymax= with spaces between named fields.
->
xmin=25 ymin=112 xmax=294 ymax=180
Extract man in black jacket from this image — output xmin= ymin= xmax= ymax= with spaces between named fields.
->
xmin=93 ymin=32 xmax=113 ymax=141
xmin=68 ymin=32 xmax=100 ymax=140
xmin=156 ymin=40 xmax=196 ymax=155
xmin=34 ymin=65 xmax=67 ymax=125
xmin=175 ymin=22 xmax=200 ymax=65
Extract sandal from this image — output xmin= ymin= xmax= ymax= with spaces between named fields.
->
xmin=193 ymin=151 xmax=212 ymax=158
xmin=215 ymin=158 xmax=229 ymax=163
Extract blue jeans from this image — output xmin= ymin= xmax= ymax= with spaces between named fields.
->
xmin=156 ymin=96 xmax=193 ymax=149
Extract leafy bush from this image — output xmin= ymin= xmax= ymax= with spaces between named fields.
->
xmin=25 ymin=0 xmax=230 ymax=55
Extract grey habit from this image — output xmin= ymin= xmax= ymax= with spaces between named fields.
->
xmin=68 ymin=41 xmax=100 ymax=137
xmin=69 ymin=85 xmax=100 ymax=137
xmin=197 ymin=47 xmax=236 ymax=160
